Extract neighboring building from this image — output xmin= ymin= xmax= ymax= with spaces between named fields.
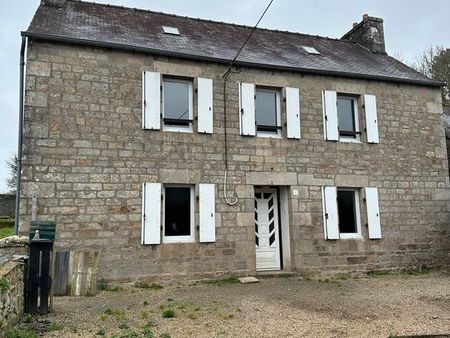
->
xmin=18 ymin=0 xmax=449 ymax=281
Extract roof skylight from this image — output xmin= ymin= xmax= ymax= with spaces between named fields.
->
xmin=162 ymin=26 xmax=180 ymax=35
xmin=302 ymin=46 xmax=320 ymax=55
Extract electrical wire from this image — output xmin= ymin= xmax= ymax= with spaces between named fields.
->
xmin=222 ymin=0 xmax=275 ymax=206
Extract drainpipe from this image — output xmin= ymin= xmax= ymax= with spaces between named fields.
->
xmin=15 ymin=35 xmax=27 ymax=235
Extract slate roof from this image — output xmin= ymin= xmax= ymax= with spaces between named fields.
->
xmin=23 ymin=0 xmax=441 ymax=87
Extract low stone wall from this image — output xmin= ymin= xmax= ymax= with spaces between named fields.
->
xmin=0 ymin=236 xmax=29 ymax=266
xmin=0 ymin=261 xmax=25 ymax=334
xmin=0 ymin=194 xmax=15 ymax=218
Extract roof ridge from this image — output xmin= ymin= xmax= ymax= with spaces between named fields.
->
xmin=68 ymin=0 xmax=355 ymax=45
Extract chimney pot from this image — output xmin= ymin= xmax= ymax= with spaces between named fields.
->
xmin=353 ymin=22 xmax=358 ymax=28
xmin=363 ymin=14 xmax=369 ymax=21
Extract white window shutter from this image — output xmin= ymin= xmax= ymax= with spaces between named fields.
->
xmin=365 ymin=187 xmax=382 ymax=239
xmin=142 ymin=71 xmax=161 ymax=130
xmin=364 ymin=94 xmax=379 ymax=144
xmin=141 ymin=182 xmax=161 ymax=245
xmin=239 ymin=82 xmax=256 ymax=136
xmin=323 ymin=186 xmax=339 ymax=240
xmin=286 ymin=87 xmax=301 ymax=139
xmin=197 ymin=78 xmax=213 ymax=134
xmin=322 ymin=90 xmax=338 ymax=141
xmin=199 ymin=183 xmax=215 ymax=242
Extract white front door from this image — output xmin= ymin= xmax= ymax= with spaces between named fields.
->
xmin=255 ymin=188 xmax=281 ymax=271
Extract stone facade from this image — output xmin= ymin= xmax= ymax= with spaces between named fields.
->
xmin=0 ymin=261 xmax=25 ymax=334
xmin=19 ymin=41 xmax=450 ymax=281
xmin=0 ymin=236 xmax=29 ymax=266
xmin=0 ymin=194 xmax=15 ymax=218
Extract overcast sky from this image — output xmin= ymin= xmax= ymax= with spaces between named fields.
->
xmin=0 ymin=0 xmax=449 ymax=193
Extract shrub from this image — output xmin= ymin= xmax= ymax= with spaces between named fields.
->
xmin=162 ymin=309 xmax=175 ymax=318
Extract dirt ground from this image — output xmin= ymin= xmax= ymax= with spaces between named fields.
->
xmin=30 ymin=272 xmax=450 ymax=337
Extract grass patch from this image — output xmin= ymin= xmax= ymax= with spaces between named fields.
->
xmin=162 ymin=309 xmax=175 ymax=318
xmin=221 ymin=313 xmax=234 ymax=320
xmin=134 ymin=281 xmax=163 ymax=290
xmin=104 ymin=308 xmax=126 ymax=321
xmin=203 ymin=276 xmax=240 ymax=286
xmin=96 ymin=328 xmax=106 ymax=336
xmin=160 ymin=333 xmax=171 ymax=338
xmin=47 ymin=322 xmax=63 ymax=332
xmin=98 ymin=279 xmax=123 ymax=292
xmin=5 ymin=325 xmax=38 ymax=338
xmin=0 ymin=218 xmax=14 ymax=228
xmin=0 ymin=226 xmax=14 ymax=239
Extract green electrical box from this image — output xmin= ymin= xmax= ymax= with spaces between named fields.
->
xmin=29 ymin=221 xmax=56 ymax=241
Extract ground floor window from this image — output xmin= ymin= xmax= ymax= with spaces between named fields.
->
xmin=163 ymin=185 xmax=194 ymax=243
xmin=337 ymin=189 xmax=361 ymax=239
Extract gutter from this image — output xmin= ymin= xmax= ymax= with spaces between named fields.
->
xmin=22 ymin=31 xmax=444 ymax=88
xmin=15 ymin=36 xmax=27 ymax=235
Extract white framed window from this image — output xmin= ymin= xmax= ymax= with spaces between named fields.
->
xmin=337 ymin=188 xmax=362 ymax=239
xmin=162 ymin=78 xmax=193 ymax=132
xmin=162 ymin=185 xmax=195 ymax=243
xmin=337 ymin=95 xmax=360 ymax=142
xmin=255 ymin=87 xmax=281 ymax=138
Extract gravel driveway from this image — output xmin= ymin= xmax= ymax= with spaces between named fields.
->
xmin=24 ymin=272 xmax=450 ymax=337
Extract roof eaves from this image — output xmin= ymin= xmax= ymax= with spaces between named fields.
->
xmin=22 ymin=31 xmax=444 ymax=88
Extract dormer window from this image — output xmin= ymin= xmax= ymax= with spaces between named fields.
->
xmin=302 ymin=46 xmax=320 ymax=55
xmin=162 ymin=26 xmax=180 ymax=35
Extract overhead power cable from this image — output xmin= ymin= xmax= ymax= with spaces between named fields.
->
xmin=222 ymin=0 xmax=275 ymax=206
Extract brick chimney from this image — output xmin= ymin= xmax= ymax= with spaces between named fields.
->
xmin=341 ymin=14 xmax=386 ymax=54
xmin=41 ymin=0 xmax=66 ymax=7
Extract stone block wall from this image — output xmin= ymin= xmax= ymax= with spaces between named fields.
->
xmin=0 ymin=261 xmax=25 ymax=334
xmin=18 ymin=41 xmax=450 ymax=281
xmin=0 ymin=194 xmax=15 ymax=218
xmin=0 ymin=236 xmax=29 ymax=266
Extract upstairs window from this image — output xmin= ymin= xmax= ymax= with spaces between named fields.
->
xmin=162 ymin=78 xmax=193 ymax=132
xmin=337 ymin=95 xmax=360 ymax=141
xmin=255 ymin=88 xmax=281 ymax=137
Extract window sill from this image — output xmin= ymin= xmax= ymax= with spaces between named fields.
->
xmin=339 ymin=234 xmax=363 ymax=240
xmin=163 ymin=126 xmax=193 ymax=133
xmin=256 ymin=132 xmax=282 ymax=139
xmin=163 ymin=236 xmax=195 ymax=244
xmin=339 ymin=137 xmax=361 ymax=143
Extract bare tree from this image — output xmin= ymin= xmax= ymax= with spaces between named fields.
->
xmin=6 ymin=154 xmax=18 ymax=193
xmin=412 ymin=45 xmax=449 ymax=104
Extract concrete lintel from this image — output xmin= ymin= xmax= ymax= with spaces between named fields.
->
xmin=246 ymin=172 xmax=297 ymax=186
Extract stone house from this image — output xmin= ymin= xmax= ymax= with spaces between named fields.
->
xmin=18 ymin=0 xmax=449 ymax=281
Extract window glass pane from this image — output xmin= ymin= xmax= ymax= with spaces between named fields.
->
xmin=337 ymin=190 xmax=357 ymax=233
xmin=164 ymin=80 xmax=190 ymax=121
xmin=165 ymin=187 xmax=191 ymax=236
xmin=337 ymin=97 xmax=355 ymax=133
xmin=256 ymin=90 xmax=277 ymax=127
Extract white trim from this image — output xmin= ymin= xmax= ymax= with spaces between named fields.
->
xmin=162 ymin=185 xmax=195 ymax=243
xmin=337 ymin=95 xmax=361 ymax=143
xmin=162 ymin=78 xmax=193 ymax=133
xmin=255 ymin=87 xmax=281 ymax=138
xmin=337 ymin=188 xmax=362 ymax=239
